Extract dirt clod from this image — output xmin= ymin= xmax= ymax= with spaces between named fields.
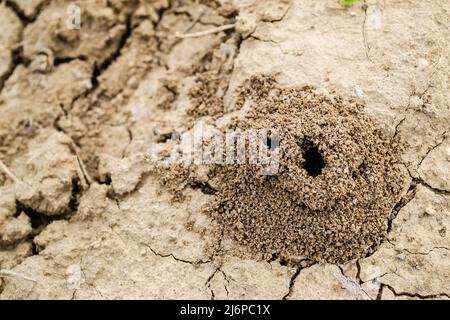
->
xmin=11 ymin=130 xmax=79 ymax=216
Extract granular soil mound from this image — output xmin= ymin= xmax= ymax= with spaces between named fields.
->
xmin=204 ymin=75 xmax=406 ymax=264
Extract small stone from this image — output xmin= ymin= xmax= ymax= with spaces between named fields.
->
xmin=397 ymin=253 xmax=406 ymax=260
xmin=424 ymin=206 xmax=436 ymax=216
xmin=354 ymin=86 xmax=364 ymax=97
xmin=409 ymin=95 xmax=423 ymax=110
xmin=394 ymin=243 xmax=405 ymax=252
xmin=127 ymin=76 xmax=140 ymax=90
xmin=416 ymin=58 xmax=429 ymax=69
xmin=30 ymin=52 xmax=54 ymax=73
xmin=422 ymin=103 xmax=438 ymax=116
xmin=236 ymin=12 xmax=257 ymax=38
xmin=66 ymin=264 xmax=84 ymax=290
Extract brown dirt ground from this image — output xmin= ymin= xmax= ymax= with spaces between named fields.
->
xmin=0 ymin=0 xmax=449 ymax=300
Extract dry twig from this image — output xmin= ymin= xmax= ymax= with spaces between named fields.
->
xmin=175 ymin=24 xmax=235 ymax=39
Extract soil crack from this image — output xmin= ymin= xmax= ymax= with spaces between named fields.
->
xmin=384 ymin=284 xmax=450 ymax=300
xmin=141 ymin=242 xmax=211 ymax=266
xmin=416 ymin=130 xmax=449 ymax=170
xmin=4 ymin=0 xmax=50 ymax=24
xmin=337 ymin=266 xmax=371 ymax=300
xmin=90 ymin=11 xmax=136 ymax=91
xmin=282 ymin=266 xmax=302 ymax=300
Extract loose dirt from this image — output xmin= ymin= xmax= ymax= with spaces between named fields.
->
xmin=201 ymin=75 xmax=405 ymax=264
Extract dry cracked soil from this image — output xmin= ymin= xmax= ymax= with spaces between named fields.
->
xmin=0 ymin=0 xmax=449 ymax=300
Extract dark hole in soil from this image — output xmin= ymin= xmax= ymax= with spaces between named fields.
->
xmin=279 ymin=257 xmax=288 ymax=266
xmin=156 ymin=132 xmax=175 ymax=143
xmin=20 ymin=207 xmax=49 ymax=230
xmin=353 ymin=161 xmax=366 ymax=179
xmin=190 ymin=181 xmax=216 ymax=195
xmin=16 ymin=204 xmax=70 ymax=255
xmin=303 ymin=145 xmax=325 ymax=177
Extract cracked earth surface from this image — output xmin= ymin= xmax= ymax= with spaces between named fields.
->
xmin=0 ymin=0 xmax=449 ymax=299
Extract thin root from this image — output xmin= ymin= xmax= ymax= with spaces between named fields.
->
xmin=175 ymin=24 xmax=235 ymax=39
xmin=74 ymin=155 xmax=92 ymax=189
xmin=182 ymin=8 xmax=206 ymax=33
xmin=0 ymin=159 xmax=21 ymax=185
xmin=0 ymin=269 xmax=37 ymax=283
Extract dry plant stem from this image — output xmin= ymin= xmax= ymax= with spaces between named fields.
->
xmin=183 ymin=9 xmax=206 ymax=33
xmin=68 ymin=141 xmax=92 ymax=185
xmin=75 ymin=155 xmax=92 ymax=186
xmin=175 ymin=24 xmax=235 ymax=39
xmin=74 ymin=156 xmax=88 ymax=190
xmin=0 ymin=269 xmax=37 ymax=283
xmin=0 ymin=158 xmax=21 ymax=185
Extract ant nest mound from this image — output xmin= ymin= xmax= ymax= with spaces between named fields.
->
xmin=206 ymin=75 xmax=406 ymax=264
